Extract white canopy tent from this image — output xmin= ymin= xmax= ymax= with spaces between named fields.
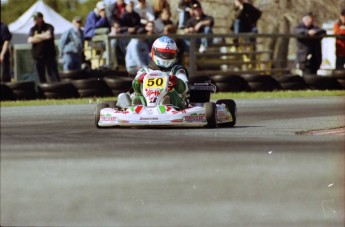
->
xmin=9 ymin=0 xmax=73 ymax=44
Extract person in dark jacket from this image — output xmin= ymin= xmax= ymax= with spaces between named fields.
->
xmin=176 ymin=0 xmax=200 ymax=29
xmin=293 ymin=12 xmax=326 ymax=74
xmin=231 ymin=0 xmax=261 ymax=34
xmin=184 ymin=2 xmax=214 ymax=53
xmin=0 ymin=21 xmax=12 ymax=82
xmin=106 ymin=0 xmax=126 ymax=26
xmin=84 ymin=1 xmax=110 ymax=40
xmin=28 ymin=12 xmax=60 ymax=83
xmin=119 ymin=1 xmax=142 ymax=34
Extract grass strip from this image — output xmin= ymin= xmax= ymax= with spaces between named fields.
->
xmin=1 ymin=90 xmax=344 ymax=107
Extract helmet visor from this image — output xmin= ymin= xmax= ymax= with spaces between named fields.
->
xmin=154 ymin=48 xmax=176 ymax=60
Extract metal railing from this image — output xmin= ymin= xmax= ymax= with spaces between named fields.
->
xmin=91 ymin=33 xmax=344 ymax=77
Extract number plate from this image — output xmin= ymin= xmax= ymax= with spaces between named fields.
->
xmin=143 ymin=77 xmax=167 ymax=89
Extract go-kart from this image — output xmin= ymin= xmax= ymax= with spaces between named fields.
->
xmin=94 ymin=70 xmax=237 ymax=128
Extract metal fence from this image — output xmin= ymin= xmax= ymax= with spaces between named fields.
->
xmin=12 ymin=33 xmax=344 ymax=81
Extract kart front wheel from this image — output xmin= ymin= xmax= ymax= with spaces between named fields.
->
xmin=204 ymin=102 xmax=217 ymax=128
xmin=216 ymin=99 xmax=237 ymax=127
xmin=95 ymin=103 xmax=109 ymax=128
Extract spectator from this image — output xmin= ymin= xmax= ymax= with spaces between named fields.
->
xmin=125 ymin=29 xmax=151 ymax=76
xmin=145 ymin=20 xmax=156 ymax=48
xmin=59 ymin=16 xmax=84 ymax=71
xmin=120 ymin=1 xmax=142 ymax=34
xmin=152 ymin=0 xmax=170 ymax=19
xmin=177 ymin=0 xmax=200 ymax=29
xmin=334 ymin=8 xmax=345 ymax=69
xmin=0 ymin=21 xmax=12 ymax=82
xmin=154 ymin=8 xmax=174 ymax=34
xmin=230 ymin=0 xmax=262 ymax=38
xmin=28 ymin=12 xmax=60 ymax=83
xmin=293 ymin=12 xmax=326 ymax=74
xmin=163 ymin=24 xmax=186 ymax=65
xmin=184 ymin=2 xmax=214 ymax=53
xmin=109 ymin=20 xmax=124 ymax=68
xmin=106 ymin=0 xmax=126 ymax=26
xmin=134 ymin=0 xmax=155 ymax=26
xmin=84 ymin=1 xmax=110 ymax=41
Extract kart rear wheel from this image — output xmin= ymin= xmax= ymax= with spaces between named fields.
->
xmin=95 ymin=103 xmax=109 ymax=128
xmin=216 ymin=99 xmax=237 ymax=127
xmin=204 ymin=102 xmax=217 ymax=128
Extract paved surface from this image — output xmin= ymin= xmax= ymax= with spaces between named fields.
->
xmin=1 ymin=97 xmax=345 ymax=226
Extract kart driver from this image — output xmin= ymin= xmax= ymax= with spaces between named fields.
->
xmin=132 ymin=36 xmax=189 ymax=109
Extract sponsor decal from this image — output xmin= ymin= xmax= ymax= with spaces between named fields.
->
xmin=145 ymin=89 xmax=161 ymax=103
xmin=100 ymin=116 xmax=117 ymax=121
xmin=184 ymin=115 xmax=206 ymax=122
xmin=139 ymin=117 xmax=158 ymax=120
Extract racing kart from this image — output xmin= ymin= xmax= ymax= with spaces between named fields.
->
xmin=94 ymin=70 xmax=237 ymax=128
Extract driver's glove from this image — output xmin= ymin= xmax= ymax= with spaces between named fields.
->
xmin=168 ymin=74 xmax=177 ymax=91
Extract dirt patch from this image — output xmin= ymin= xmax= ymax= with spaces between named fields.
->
xmin=298 ymin=127 xmax=345 ymax=135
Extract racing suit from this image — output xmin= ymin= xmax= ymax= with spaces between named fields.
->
xmin=132 ymin=61 xmax=189 ymax=109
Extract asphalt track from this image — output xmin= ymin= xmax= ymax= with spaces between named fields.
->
xmin=1 ymin=97 xmax=345 ymax=227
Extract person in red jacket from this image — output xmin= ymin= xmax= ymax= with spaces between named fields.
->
xmin=334 ymin=8 xmax=345 ymax=69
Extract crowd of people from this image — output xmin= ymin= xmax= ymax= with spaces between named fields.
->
xmin=0 ymin=0 xmax=344 ymax=84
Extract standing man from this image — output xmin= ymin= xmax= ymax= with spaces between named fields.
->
xmin=59 ymin=16 xmax=84 ymax=71
xmin=28 ymin=12 xmax=60 ymax=83
xmin=334 ymin=8 xmax=345 ymax=69
xmin=0 ymin=21 xmax=12 ymax=82
xmin=293 ymin=12 xmax=326 ymax=75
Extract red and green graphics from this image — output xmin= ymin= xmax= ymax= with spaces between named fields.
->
xmin=129 ymin=105 xmax=144 ymax=114
xmin=158 ymin=105 xmax=172 ymax=114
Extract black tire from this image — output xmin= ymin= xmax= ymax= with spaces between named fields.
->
xmin=336 ymin=78 xmax=345 ymax=89
xmin=104 ymin=77 xmax=133 ymax=90
xmin=59 ymin=70 xmax=86 ymax=81
xmin=5 ymin=81 xmax=36 ymax=90
xmin=12 ymin=89 xmax=37 ymax=100
xmin=77 ymin=88 xmax=112 ymax=98
xmin=273 ymin=75 xmax=308 ymax=90
xmin=204 ymin=102 xmax=217 ymax=128
xmin=332 ymin=70 xmax=345 ymax=78
xmin=303 ymin=75 xmax=342 ymax=90
xmin=39 ymin=82 xmax=79 ymax=99
xmin=216 ymin=99 xmax=237 ymax=127
xmin=95 ymin=103 xmax=109 ymax=128
xmin=241 ymin=74 xmax=281 ymax=91
xmin=212 ymin=75 xmax=250 ymax=92
xmin=189 ymin=75 xmax=214 ymax=84
xmin=5 ymin=81 xmax=37 ymax=100
xmin=0 ymin=83 xmax=16 ymax=101
xmin=71 ymin=78 xmax=106 ymax=89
